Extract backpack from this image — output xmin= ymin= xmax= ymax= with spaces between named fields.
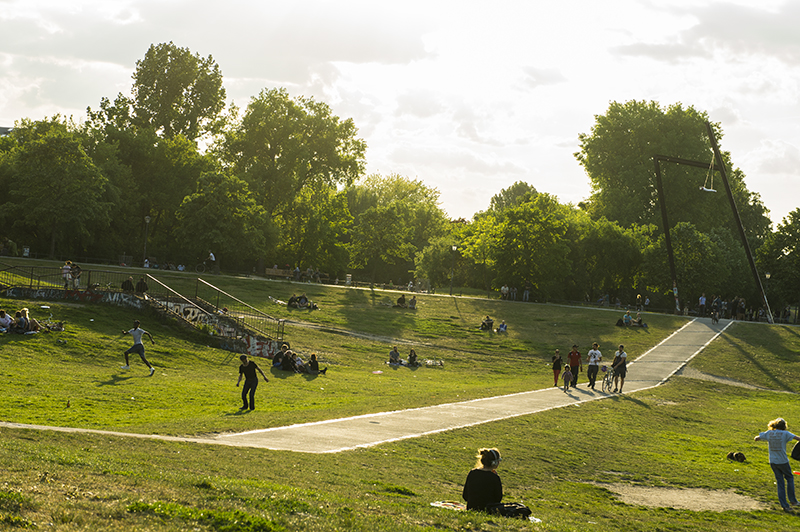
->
xmin=487 ymin=502 xmax=532 ymax=519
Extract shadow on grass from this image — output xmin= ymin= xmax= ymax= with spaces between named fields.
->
xmin=721 ymin=329 xmax=792 ymax=391
xmin=94 ymin=374 xmax=135 ymax=386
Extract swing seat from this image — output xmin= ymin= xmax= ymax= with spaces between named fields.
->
xmin=699 ymin=186 xmax=717 ymax=193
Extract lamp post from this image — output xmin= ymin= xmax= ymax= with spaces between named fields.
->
xmin=449 ymin=245 xmax=457 ymax=296
xmin=765 ymin=271 xmax=771 ymax=298
xmin=143 ymin=215 xmax=151 ymax=266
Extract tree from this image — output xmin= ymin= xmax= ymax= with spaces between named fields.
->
xmin=175 ymin=171 xmax=273 ymax=270
xmin=489 ymin=181 xmax=537 ymax=212
xmin=640 ymin=222 xmax=729 ymax=309
xmin=757 ymin=209 xmax=800 ymax=309
xmin=131 ymin=42 xmax=226 ymax=140
xmin=220 ymin=88 xmax=366 ymax=217
xmin=566 ymin=211 xmax=644 ymax=302
xmin=575 ymin=100 xmax=770 ymax=242
xmin=275 ymin=185 xmax=352 ymax=278
xmin=1 ymin=119 xmax=110 ymax=257
xmin=491 ymin=193 xmax=571 ymax=298
xmin=348 ymin=203 xmax=416 ymax=282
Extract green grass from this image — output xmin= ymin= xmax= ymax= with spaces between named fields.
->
xmin=2 ymin=265 xmax=800 ymax=531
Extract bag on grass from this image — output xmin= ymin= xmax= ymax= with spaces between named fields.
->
xmin=486 ymin=502 xmax=532 ymax=519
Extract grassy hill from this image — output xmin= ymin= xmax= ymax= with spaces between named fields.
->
xmin=1 ymin=265 xmax=800 ymax=531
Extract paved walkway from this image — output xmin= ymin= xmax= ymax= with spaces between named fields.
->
xmin=1 ymin=318 xmax=730 ymax=453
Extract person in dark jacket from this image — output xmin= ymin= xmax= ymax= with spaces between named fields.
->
xmin=462 ymin=448 xmax=503 ymax=511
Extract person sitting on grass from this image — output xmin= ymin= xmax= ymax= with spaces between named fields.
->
xmin=396 ymin=294 xmax=406 ymax=308
xmin=462 ymin=448 xmax=503 ymax=512
xmin=408 ymin=348 xmax=420 ymax=367
xmin=308 ymin=353 xmax=327 ymax=375
xmin=480 ymin=316 xmax=494 ymax=331
xmin=0 ymin=309 xmax=13 ymax=333
xmin=408 ymin=295 xmax=417 ymax=310
xmin=19 ymin=308 xmax=41 ymax=332
xmin=389 ymin=346 xmax=403 ymax=365
xmin=496 ymin=320 xmax=507 ymax=333
xmin=10 ymin=311 xmax=27 ymax=334
xmin=287 ymin=294 xmax=298 ymax=308
xmin=622 ymin=310 xmax=633 ymax=326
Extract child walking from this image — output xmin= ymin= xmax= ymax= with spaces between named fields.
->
xmin=562 ymin=366 xmax=573 ymax=392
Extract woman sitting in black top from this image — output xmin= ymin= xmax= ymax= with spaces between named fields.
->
xmin=462 ymin=448 xmax=503 ymax=511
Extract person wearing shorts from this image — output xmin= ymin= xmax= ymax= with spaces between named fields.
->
xmin=121 ymin=319 xmax=155 ymax=376
xmin=612 ymin=345 xmax=627 ymax=393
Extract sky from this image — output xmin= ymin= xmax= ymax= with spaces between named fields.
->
xmin=1 ymin=0 xmax=799 ymax=226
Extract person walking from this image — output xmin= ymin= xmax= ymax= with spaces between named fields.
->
xmin=567 ymin=344 xmax=582 ymax=387
xmin=754 ymin=417 xmax=800 ymax=512
xmin=551 ymin=349 xmax=563 ymax=387
xmin=611 ymin=344 xmax=627 ymax=393
xmin=586 ymin=342 xmax=602 ymax=390
xmin=121 ymin=320 xmax=155 ymax=376
xmin=236 ymin=354 xmax=269 ymax=411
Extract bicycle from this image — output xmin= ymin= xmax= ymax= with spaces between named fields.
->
xmin=195 ymin=261 xmax=207 ymax=273
xmin=601 ymin=365 xmax=616 ymax=393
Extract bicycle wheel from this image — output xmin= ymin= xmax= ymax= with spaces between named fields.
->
xmin=602 ymin=372 xmax=613 ymax=393
xmin=195 ymin=263 xmax=206 ymax=273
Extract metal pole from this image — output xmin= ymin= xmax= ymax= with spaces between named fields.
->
xmin=705 ymin=122 xmax=774 ymax=324
xmin=449 ymin=245 xmax=456 ymax=296
xmin=652 ymin=157 xmax=680 ymax=314
xmin=143 ymin=215 xmax=151 ymax=266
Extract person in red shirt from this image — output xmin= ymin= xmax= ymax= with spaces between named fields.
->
xmin=567 ymin=344 xmax=582 ymax=387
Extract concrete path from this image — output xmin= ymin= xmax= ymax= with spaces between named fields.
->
xmin=1 ymin=318 xmax=730 ymax=453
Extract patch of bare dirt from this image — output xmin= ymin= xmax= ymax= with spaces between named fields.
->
xmin=593 ymin=482 xmax=767 ymax=512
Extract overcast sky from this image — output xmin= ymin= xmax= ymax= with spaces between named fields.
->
xmin=1 ymin=0 xmax=798 ymax=226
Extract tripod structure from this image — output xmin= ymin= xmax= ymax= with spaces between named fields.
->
xmin=652 ymin=121 xmax=773 ymax=323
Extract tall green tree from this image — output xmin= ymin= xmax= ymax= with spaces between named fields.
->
xmin=492 ymin=193 xmax=571 ymax=298
xmin=566 ymin=211 xmax=644 ymax=302
xmin=275 ymin=185 xmax=352 ymax=278
xmin=757 ymin=209 xmax=800 ymax=309
xmin=640 ymin=222 xmax=729 ymax=309
xmin=131 ymin=42 xmax=226 ymax=140
xmin=175 ymin=171 xmax=273 ymax=270
xmin=489 ymin=181 xmax=537 ymax=212
xmin=575 ymin=100 xmax=770 ymax=242
xmin=348 ymin=203 xmax=415 ymax=282
xmin=1 ymin=119 xmax=110 ymax=257
xmin=219 ymin=88 xmax=366 ymax=217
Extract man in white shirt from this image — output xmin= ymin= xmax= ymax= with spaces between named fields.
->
xmin=586 ymin=342 xmax=602 ymax=390
xmin=121 ymin=319 xmax=156 ymax=376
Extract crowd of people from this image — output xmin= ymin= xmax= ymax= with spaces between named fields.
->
xmin=0 ymin=307 xmax=42 ymax=334
xmin=551 ymin=342 xmax=627 ymax=393
xmin=271 ymin=343 xmax=327 ymax=375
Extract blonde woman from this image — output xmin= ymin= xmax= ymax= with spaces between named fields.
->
xmin=462 ymin=448 xmax=503 ymax=511
xmin=754 ymin=418 xmax=800 ymax=512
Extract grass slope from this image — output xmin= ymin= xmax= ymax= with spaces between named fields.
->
xmin=1 ymin=268 xmax=800 ymax=531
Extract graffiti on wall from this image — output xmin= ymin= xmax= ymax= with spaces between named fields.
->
xmin=4 ymin=287 xmax=280 ymax=359
xmin=5 ymin=287 xmax=144 ymax=309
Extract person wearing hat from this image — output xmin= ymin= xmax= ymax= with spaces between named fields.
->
xmin=462 ymin=448 xmax=503 ymax=511
xmin=586 ymin=342 xmax=602 ymax=389
xmin=754 ymin=418 xmax=800 ymax=512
